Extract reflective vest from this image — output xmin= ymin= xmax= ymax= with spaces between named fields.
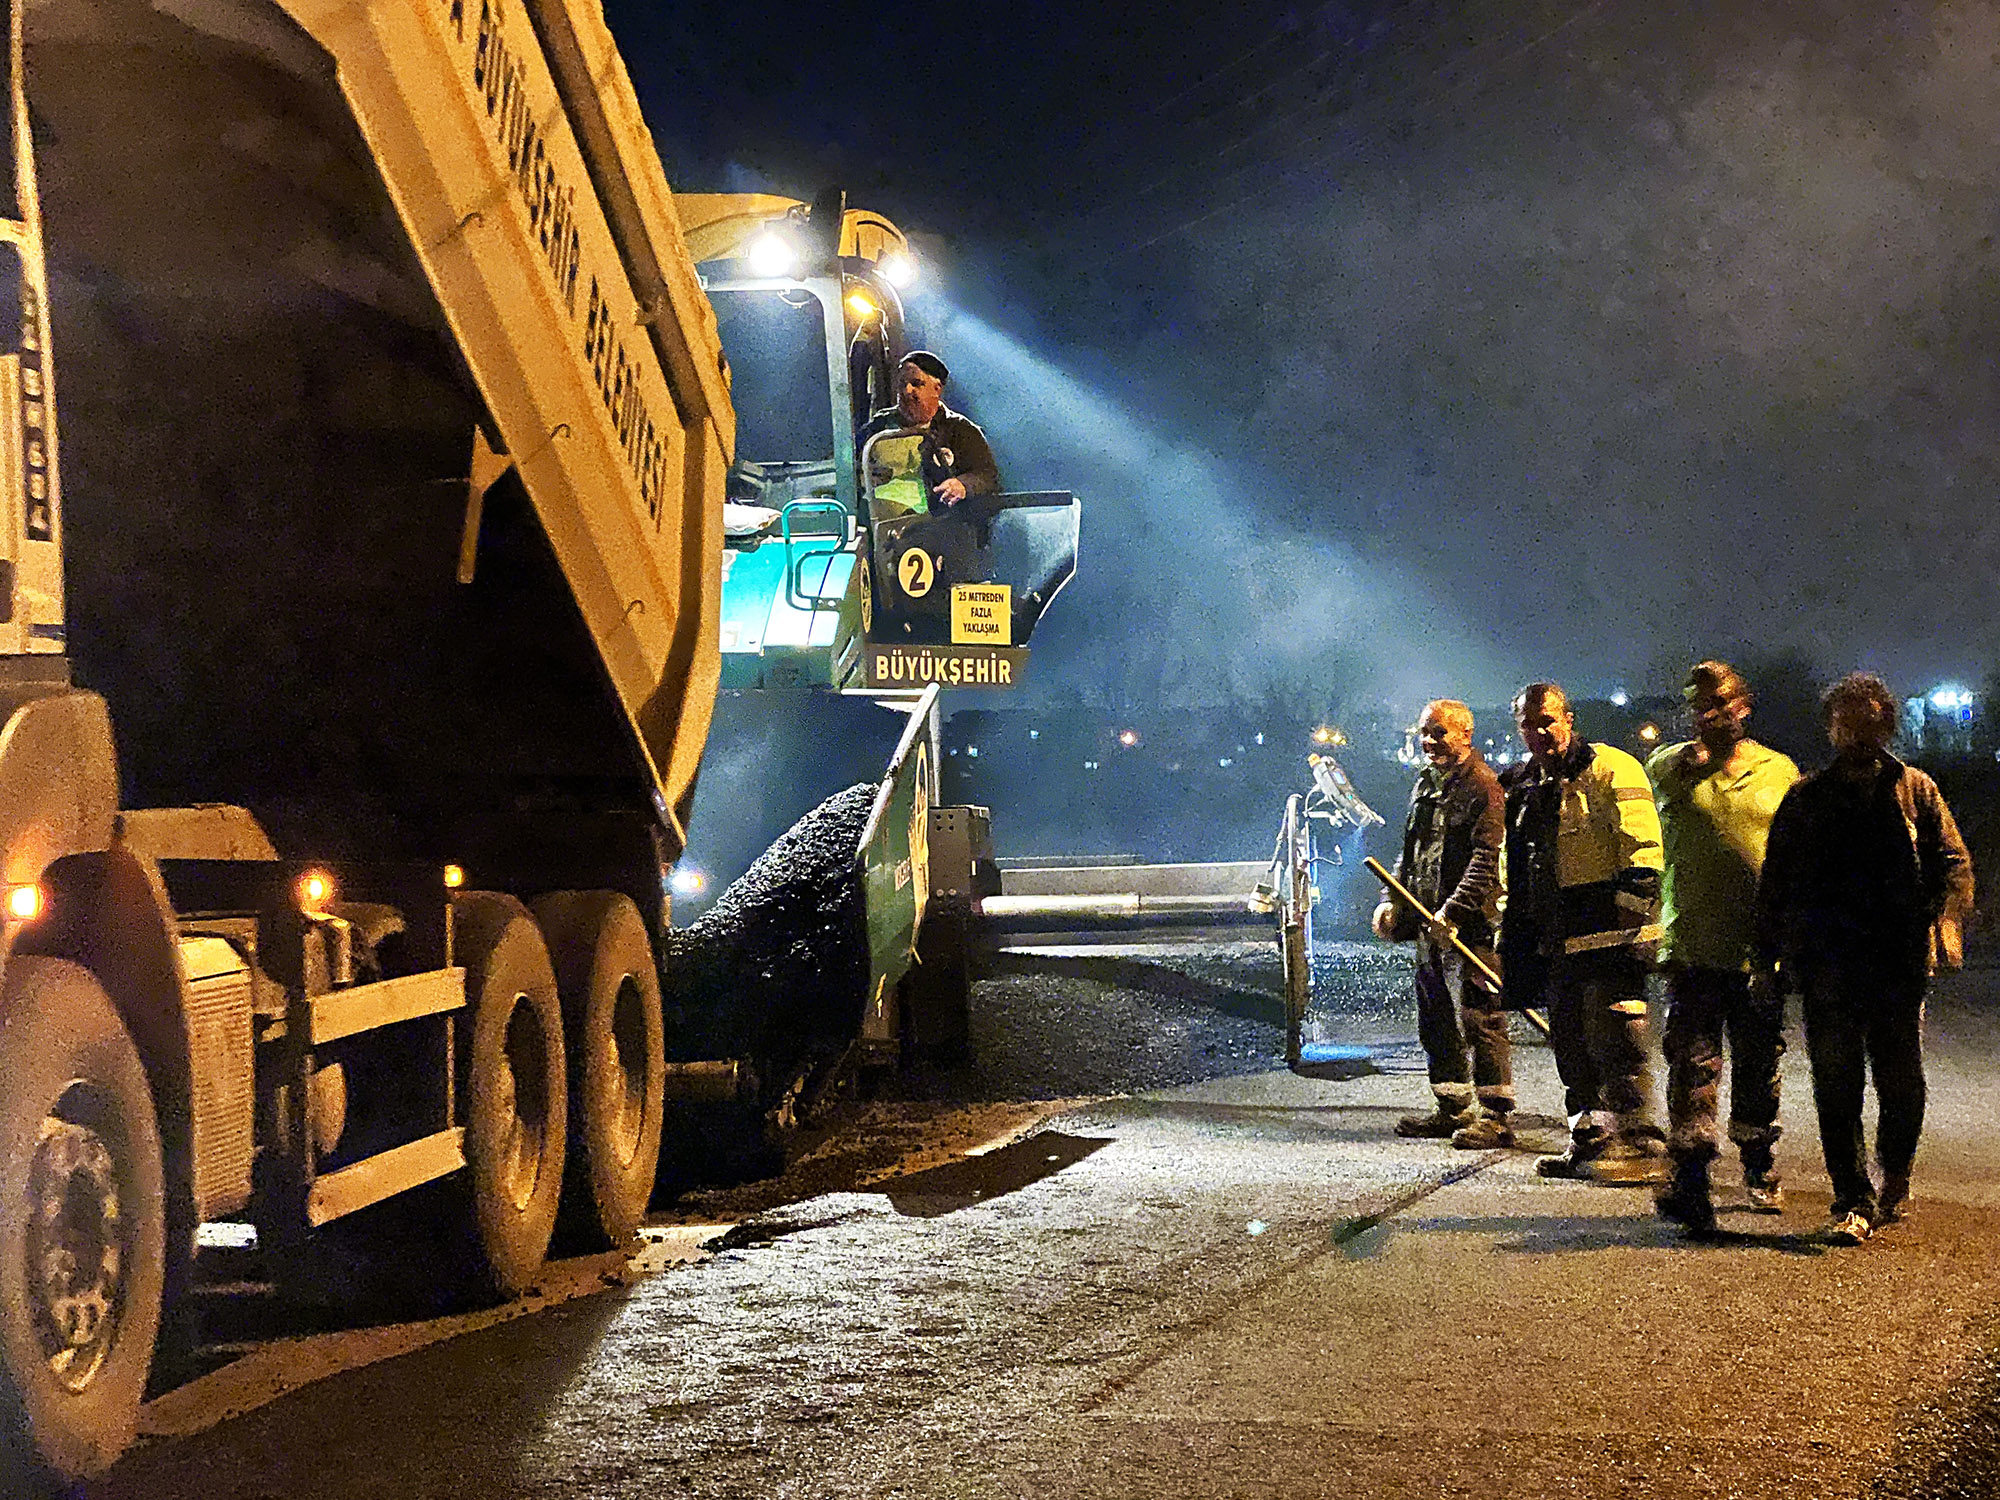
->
xmin=1556 ymin=741 xmax=1664 ymax=893
xmin=1502 ymin=740 xmax=1664 ymax=951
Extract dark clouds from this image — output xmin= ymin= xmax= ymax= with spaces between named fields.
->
xmin=1161 ymin=2 xmax=2000 ymax=697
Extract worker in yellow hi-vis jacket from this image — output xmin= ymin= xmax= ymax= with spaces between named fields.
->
xmin=1499 ymin=682 xmax=1668 ymax=1186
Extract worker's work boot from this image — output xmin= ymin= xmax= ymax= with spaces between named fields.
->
xmin=1535 ymin=1133 xmax=1605 ymax=1179
xmin=1654 ymin=1158 xmax=1717 ymax=1236
xmin=1395 ymin=1103 xmax=1474 ymax=1139
xmin=1743 ymin=1168 xmax=1785 ymax=1214
xmin=1450 ymin=1112 xmax=1514 ymax=1149
xmin=1739 ymin=1138 xmax=1784 ymax=1213
xmin=1875 ymin=1171 xmax=1911 ymax=1227
xmin=1584 ymin=1133 xmax=1669 ymax=1186
xmin=1822 ymin=1206 xmax=1872 ymax=1245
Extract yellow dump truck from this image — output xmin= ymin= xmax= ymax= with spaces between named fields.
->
xmin=0 ymin=0 xmax=954 ymax=1486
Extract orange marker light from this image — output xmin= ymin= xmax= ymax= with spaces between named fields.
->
xmin=443 ymin=863 xmax=465 ymax=890
xmin=6 ymin=883 xmax=43 ymax=921
xmin=296 ymin=870 xmax=334 ymax=912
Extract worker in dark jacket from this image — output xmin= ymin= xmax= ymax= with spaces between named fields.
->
xmin=859 ymin=350 xmax=999 ymax=516
xmin=1755 ymin=672 xmax=1974 ymax=1245
xmin=1373 ymin=700 xmax=1513 ymax=1147
xmin=1500 ymin=682 xmax=1668 ymax=1184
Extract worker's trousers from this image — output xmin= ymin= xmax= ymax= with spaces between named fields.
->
xmin=1661 ymin=965 xmax=1783 ymax=1172
xmin=1413 ymin=934 xmax=1512 ymax=1118
xmin=1545 ymin=951 xmax=1658 ymax=1144
xmin=1798 ymin=957 xmax=1928 ymax=1216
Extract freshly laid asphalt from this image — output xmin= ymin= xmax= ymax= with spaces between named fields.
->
xmin=82 ymin=960 xmax=2000 ymax=1499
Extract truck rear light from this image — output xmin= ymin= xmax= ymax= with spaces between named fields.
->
xmin=443 ymin=863 xmax=465 ymax=889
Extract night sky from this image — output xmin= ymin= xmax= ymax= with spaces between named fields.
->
xmin=606 ymin=0 xmax=2000 ymax=713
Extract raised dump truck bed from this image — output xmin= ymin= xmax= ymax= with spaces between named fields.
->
xmin=0 ymin=4 xmax=944 ymax=1490
xmin=35 ymin=0 xmax=729 ymax=890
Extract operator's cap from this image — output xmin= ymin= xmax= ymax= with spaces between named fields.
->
xmin=900 ymin=349 xmax=949 ymax=384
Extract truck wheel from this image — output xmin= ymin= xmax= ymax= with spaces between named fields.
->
xmin=453 ymin=894 xmax=566 ymax=1297
xmin=0 ymin=959 xmax=166 ymax=1489
xmin=531 ymin=892 xmax=665 ymax=1251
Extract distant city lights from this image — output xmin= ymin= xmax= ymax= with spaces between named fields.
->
xmin=1312 ymin=726 xmax=1347 ymax=746
xmin=1610 ymin=690 xmax=1629 ymax=707
xmin=1931 ymin=686 xmax=1975 ymax=711
xmin=1637 ymin=722 xmax=1660 ymax=743
xmin=1118 ymin=729 xmax=1140 ymax=747
xmin=669 ymin=867 xmax=706 ymax=897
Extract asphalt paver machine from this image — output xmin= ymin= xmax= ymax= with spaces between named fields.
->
xmin=676 ymin=191 xmax=1079 ymax=695
xmin=970 ymin=750 xmax=1386 ymax=1070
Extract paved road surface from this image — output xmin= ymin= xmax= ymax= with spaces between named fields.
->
xmin=80 ymin=965 xmax=2000 ymax=1499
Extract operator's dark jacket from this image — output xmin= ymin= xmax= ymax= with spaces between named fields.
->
xmin=860 ymin=404 xmax=1000 ymax=500
xmin=1754 ymin=751 xmax=1974 ymax=977
xmin=1389 ymin=750 xmax=1504 ymax=956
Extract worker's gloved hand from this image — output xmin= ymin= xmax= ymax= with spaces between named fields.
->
xmin=1370 ymin=902 xmax=1400 ymax=941
xmin=1426 ymin=914 xmax=1457 ymax=947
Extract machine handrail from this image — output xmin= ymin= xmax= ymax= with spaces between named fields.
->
xmin=779 ymin=499 xmax=851 ymax=613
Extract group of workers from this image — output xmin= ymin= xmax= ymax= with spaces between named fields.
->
xmin=869 ymin=351 xmax=1974 ymax=1249
xmin=1373 ymin=664 xmax=1975 ymax=1245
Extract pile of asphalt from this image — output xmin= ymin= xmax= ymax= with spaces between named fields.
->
xmin=661 ymin=781 xmax=879 ymax=1088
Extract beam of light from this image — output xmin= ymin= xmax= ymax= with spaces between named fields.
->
xmin=927 ymin=310 xmax=1515 ymax=710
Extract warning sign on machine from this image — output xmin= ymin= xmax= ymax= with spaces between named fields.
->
xmin=950 ymin=584 xmax=1012 ymax=645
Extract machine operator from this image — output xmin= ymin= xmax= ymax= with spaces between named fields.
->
xmin=861 ymin=350 xmax=999 ymax=516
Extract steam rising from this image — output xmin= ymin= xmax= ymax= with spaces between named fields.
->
xmin=923 ymin=311 xmax=1514 ymax=713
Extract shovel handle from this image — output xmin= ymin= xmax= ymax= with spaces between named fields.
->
xmin=1364 ymin=857 xmax=1550 ymax=1039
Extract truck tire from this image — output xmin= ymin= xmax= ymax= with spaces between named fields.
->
xmin=0 ymin=959 xmax=166 ymax=1491
xmin=531 ymin=891 xmax=665 ymax=1251
xmin=452 ymin=894 xmax=566 ymax=1297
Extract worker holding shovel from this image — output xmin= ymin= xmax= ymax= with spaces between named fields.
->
xmin=1371 ymin=700 xmax=1515 ymax=1149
